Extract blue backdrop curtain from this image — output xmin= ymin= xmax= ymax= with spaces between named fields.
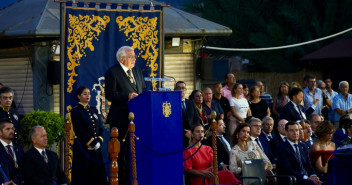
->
xmin=64 ymin=3 xmax=162 ymax=117
xmin=62 ymin=3 xmax=162 ymax=181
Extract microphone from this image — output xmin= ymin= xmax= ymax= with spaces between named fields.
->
xmin=163 ymin=75 xmax=176 ymax=89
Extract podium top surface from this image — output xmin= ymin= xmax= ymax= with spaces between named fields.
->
xmin=127 ymin=90 xmax=182 ymax=104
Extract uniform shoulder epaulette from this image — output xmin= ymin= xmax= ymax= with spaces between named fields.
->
xmin=70 ymin=105 xmax=79 ymax=111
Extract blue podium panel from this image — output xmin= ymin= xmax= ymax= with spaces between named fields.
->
xmin=128 ymin=91 xmax=183 ymax=185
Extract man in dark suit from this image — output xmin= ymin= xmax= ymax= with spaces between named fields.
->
xmin=1 ymin=157 xmax=16 ymax=185
xmin=277 ymin=121 xmax=322 ymax=185
xmin=175 ymin=81 xmax=200 ymax=148
xmin=0 ymin=87 xmax=20 ymax=145
xmin=203 ymin=119 xmax=231 ymax=171
xmin=105 ymin=46 xmax=146 ymax=185
xmin=22 ymin=126 xmax=67 ymax=185
xmin=0 ymin=119 xmax=23 ymax=185
xmin=271 ymin=119 xmax=288 ymax=161
xmin=280 ymin=87 xmax=315 ymax=122
xmin=260 ymin=116 xmax=275 ymax=142
xmin=249 ymin=117 xmax=275 ymax=164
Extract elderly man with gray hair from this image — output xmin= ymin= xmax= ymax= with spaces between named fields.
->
xmin=260 ymin=116 xmax=275 ymax=142
xmin=249 ymin=117 xmax=275 ymax=164
xmin=332 ymin=81 xmax=352 ymax=122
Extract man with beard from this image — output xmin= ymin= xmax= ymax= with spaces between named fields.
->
xmin=303 ymin=75 xmax=330 ymax=115
xmin=0 ymin=119 xmax=24 ymax=185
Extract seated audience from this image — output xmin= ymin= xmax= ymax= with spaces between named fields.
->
xmin=332 ymin=115 xmax=350 ymax=145
xmin=248 ymin=117 xmax=275 ymax=165
xmin=339 ymin=119 xmax=352 ymax=146
xmin=229 ymin=123 xmax=272 ymax=175
xmin=229 ymin=84 xmax=251 ymax=139
xmin=298 ymin=121 xmax=313 ymax=148
xmin=309 ymin=113 xmax=322 ymax=143
xmin=183 ymin=124 xmax=240 ymax=185
xmin=271 ymin=119 xmax=288 ymax=159
xmin=276 ymin=121 xmax=322 ymax=185
xmin=260 ymin=116 xmax=275 ymax=142
xmin=309 ymin=121 xmax=335 ymax=184
xmin=203 ymin=120 xmax=231 ymax=171
xmin=249 ymin=86 xmax=270 ymax=120
xmin=272 ymin=81 xmax=289 ymax=122
xmin=189 ymin=90 xmax=209 ymax=128
xmin=22 ymin=126 xmax=67 ymax=185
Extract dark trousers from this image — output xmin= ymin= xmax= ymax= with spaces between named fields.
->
xmin=118 ymin=138 xmax=130 ymax=185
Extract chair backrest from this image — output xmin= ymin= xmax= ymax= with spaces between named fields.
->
xmin=241 ymin=159 xmax=266 ymax=185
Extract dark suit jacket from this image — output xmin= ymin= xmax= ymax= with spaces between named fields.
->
xmin=259 ymin=131 xmax=275 ymax=142
xmin=105 ymin=63 xmax=146 ymax=139
xmin=203 ymin=135 xmax=230 ymax=169
xmin=22 ymin=147 xmax=67 ymax=185
xmin=0 ymin=143 xmax=24 ymax=184
xmin=270 ymin=134 xmax=285 ymax=161
xmin=276 ymin=140 xmax=316 ymax=185
xmin=182 ymin=99 xmax=200 ymax=148
xmin=332 ymin=129 xmax=348 ymax=146
xmin=280 ymin=101 xmax=314 ymax=122
xmin=0 ymin=153 xmax=10 ymax=184
xmin=255 ymin=136 xmax=276 ymax=164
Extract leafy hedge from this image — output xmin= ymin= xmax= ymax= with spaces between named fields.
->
xmin=20 ymin=110 xmax=65 ymax=146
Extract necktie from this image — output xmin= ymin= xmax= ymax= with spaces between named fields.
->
xmin=268 ymin=135 xmax=272 ymax=141
xmin=182 ymin=100 xmax=186 ymax=113
xmin=126 ymin=70 xmax=135 ymax=85
xmin=6 ymin=145 xmax=14 ymax=161
xmin=42 ymin=150 xmax=48 ymax=164
xmin=294 ymin=144 xmax=307 ymax=175
xmin=218 ymin=136 xmax=230 ymax=153
xmin=297 ymin=104 xmax=304 ymax=119
xmin=255 ymin=138 xmax=264 ymax=151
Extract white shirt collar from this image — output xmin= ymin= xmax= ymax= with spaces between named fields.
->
xmin=119 ymin=61 xmax=129 ymax=73
xmin=287 ymin=139 xmax=299 ymax=151
xmin=34 ymin=146 xmax=46 ymax=155
xmin=0 ymin=138 xmax=12 ymax=148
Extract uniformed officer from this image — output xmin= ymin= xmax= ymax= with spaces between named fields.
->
xmin=0 ymin=87 xmax=20 ymax=145
xmin=70 ymin=86 xmax=107 ymax=185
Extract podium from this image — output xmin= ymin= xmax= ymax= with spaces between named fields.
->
xmin=128 ymin=91 xmax=183 ymax=185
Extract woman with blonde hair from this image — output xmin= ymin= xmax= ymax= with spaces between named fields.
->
xmin=228 ymin=83 xmax=251 ymax=138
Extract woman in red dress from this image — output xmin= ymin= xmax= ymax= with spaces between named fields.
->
xmin=310 ymin=120 xmax=336 ymax=183
xmin=183 ymin=124 xmax=241 ymax=185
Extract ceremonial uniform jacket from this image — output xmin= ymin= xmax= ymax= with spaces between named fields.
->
xmin=70 ymin=103 xmax=106 ymax=185
xmin=0 ymin=106 xmax=20 ymax=144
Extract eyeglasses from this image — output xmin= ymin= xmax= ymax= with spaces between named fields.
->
xmin=252 ymin=125 xmax=262 ymax=129
xmin=124 ymin=55 xmax=137 ymax=59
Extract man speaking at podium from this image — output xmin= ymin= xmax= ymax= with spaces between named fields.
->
xmin=105 ymin=46 xmax=146 ymax=185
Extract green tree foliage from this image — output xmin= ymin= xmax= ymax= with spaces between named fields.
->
xmin=20 ymin=110 xmax=65 ymax=146
xmin=185 ymin=0 xmax=352 ymax=72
